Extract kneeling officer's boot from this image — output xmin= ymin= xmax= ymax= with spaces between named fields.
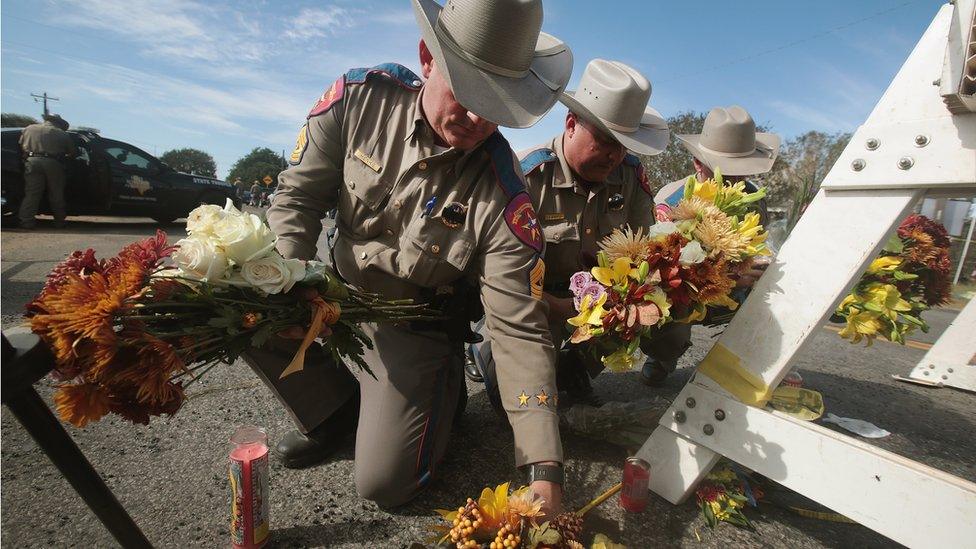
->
xmin=275 ymin=390 xmax=360 ymax=469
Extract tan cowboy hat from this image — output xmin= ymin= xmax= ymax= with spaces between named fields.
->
xmin=43 ymin=113 xmax=69 ymax=130
xmin=412 ymin=0 xmax=573 ymax=129
xmin=676 ymin=106 xmax=780 ymax=176
xmin=560 ymin=59 xmax=669 ymax=155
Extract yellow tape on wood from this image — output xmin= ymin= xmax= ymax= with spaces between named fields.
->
xmin=697 ymin=343 xmax=773 ymax=407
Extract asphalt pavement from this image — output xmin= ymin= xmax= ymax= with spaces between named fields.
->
xmin=2 ymin=215 xmax=974 ymax=549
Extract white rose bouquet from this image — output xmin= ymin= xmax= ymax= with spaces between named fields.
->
xmin=26 ymin=201 xmax=436 ymax=427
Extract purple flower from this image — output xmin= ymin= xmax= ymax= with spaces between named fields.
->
xmin=574 ymin=282 xmax=607 ymax=311
xmin=570 ymin=271 xmax=593 ymax=296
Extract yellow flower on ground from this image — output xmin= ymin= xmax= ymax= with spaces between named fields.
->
xmin=867 ymin=256 xmax=902 ymax=275
xmin=591 ymin=257 xmax=638 ymax=287
xmin=478 ymin=482 xmax=510 ymax=529
xmin=838 ymin=310 xmax=882 ymax=345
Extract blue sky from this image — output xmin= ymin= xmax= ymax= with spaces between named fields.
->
xmin=1 ymin=0 xmax=940 ymax=179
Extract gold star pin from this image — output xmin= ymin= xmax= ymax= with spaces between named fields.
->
xmin=517 ymin=391 xmax=530 ymax=408
xmin=535 ymin=389 xmax=549 ymax=407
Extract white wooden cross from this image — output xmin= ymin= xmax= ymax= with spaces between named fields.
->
xmin=636 ymin=3 xmax=976 ymax=547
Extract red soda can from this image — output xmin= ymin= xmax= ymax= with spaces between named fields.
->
xmin=230 ymin=426 xmax=270 ymax=549
xmin=620 ymin=456 xmax=650 ymax=513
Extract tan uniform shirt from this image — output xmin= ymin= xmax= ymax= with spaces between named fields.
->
xmin=268 ymin=64 xmax=560 ymax=466
xmin=521 ymin=136 xmax=655 ymax=289
xmin=19 ymin=121 xmax=77 ymax=157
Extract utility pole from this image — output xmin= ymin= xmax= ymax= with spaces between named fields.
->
xmin=31 ymin=92 xmax=59 ymax=116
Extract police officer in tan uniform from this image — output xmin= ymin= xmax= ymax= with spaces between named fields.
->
xmin=245 ymin=0 xmax=573 ymax=510
xmin=649 ymin=105 xmax=780 ymax=384
xmin=18 ymin=114 xmax=77 ymax=229
xmin=471 ymin=60 xmax=692 ymax=404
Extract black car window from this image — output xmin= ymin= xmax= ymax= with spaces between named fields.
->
xmin=103 ymin=144 xmax=153 ymax=170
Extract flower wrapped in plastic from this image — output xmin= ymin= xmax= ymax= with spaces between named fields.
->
xmin=566 ymin=172 xmax=770 ymax=372
xmin=28 ymin=200 xmax=436 ymax=427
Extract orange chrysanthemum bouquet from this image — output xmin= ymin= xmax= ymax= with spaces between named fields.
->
xmin=28 ymin=201 xmax=434 ymax=427
xmin=567 ymin=172 xmax=769 ymax=372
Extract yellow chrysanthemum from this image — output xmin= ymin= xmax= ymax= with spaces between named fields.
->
xmin=600 ymin=227 xmax=654 ymax=262
xmin=507 ymin=487 xmax=545 ymax=524
xmin=669 ymin=196 xmax=722 ymax=223
xmin=693 ymin=213 xmax=750 ymax=259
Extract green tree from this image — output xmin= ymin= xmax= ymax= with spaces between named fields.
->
xmin=1 ymin=113 xmax=39 ymax=128
xmin=159 ymin=148 xmax=218 ymax=177
xmin=764 ymin=131 xmax=851 ymax=230
xmin=227 ymin=147 xmax=285 ymax=188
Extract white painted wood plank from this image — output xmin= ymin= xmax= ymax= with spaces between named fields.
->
xmin=664 ymin=383 xmax=976 ymax=549
xmin=908 ymin=297 xmax=976 ymax=392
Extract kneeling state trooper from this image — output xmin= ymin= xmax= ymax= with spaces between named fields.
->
xmin=468 ymin=59 xmax=693 ymax=406
xmin=243 ymin=0 xmax=573 ymax=511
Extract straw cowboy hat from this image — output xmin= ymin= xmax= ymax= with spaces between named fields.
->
xmin=43 ymin=113 xmax=69 ymax=131
xmin=560 ymin=59 xmax=669 ymax=155
xmin=677 ymin=106 xmax=780 ymax=176
xmin=412 ymin=0 xmax=573 ymax=128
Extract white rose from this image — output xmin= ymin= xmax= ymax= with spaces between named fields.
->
xmin=185 ymin=204 xmax=225 ymax=236
xmin=173 ymin=235 xmax=229 ymax=281
xmin=647 ymin=221 xmax=679 ymax=239
xmin=212 ymin=211 xmax=276 ymax=264
xmin=679 ymin=240 xmax=706 ymax=266
xmin=241 ymin=255 xmax=306 ymax=295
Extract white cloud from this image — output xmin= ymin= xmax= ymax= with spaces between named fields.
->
xmin=284 ymin=6 xmax=354 ymax=40
xmin=768 ymin=100 xmax=853 ymax=132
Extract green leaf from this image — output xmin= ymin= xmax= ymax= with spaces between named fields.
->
xmin=882 ymin=236 xmax=905 ymax=254
xmin=207 ymin=317 xmax=236 ymax=328
xmin=892 ymin=270 xmax=918 ymax=281
xmin=702 ymin=502 xmax=718 ymax=528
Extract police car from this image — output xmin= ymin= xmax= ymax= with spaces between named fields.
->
xmin=1 ymin=128 xmax=239 ymax=224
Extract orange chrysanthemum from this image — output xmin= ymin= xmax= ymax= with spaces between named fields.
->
xmin=685 ymin=256 xmax=737 ymax=307
xmin=901 ymin=228 xmax=940 ymax=266
xmin=54 ymin=382 xmax=114 ymax=427
xmin=100 ymin=336 xmax=185 ymax=405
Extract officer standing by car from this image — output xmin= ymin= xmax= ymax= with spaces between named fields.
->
xmin=243 ymin=0 xmax=573 ymax=511
xmin=17 ymin=114 xmax=77 ymax=229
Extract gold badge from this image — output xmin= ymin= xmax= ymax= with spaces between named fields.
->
xmin=354 ymin=149 xmax=382 ymax=173
xmin=529 ymin=258 xmax=545 ymax=300
xmin=543 ymin=213 xmax=565 ymax=222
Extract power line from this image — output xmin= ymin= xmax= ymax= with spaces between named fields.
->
xmin=656 ymin=0 xmax=925 ymax=84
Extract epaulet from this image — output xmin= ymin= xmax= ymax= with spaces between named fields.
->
xmin=623 ymin=153 xmax=653 ymax=196
xmin=519 ymin=147 xmax=556 ymax=175
xmin=308 ymin=63 xmax=421 ymax=118
xmin=484 ymin=133 xmax=543 ymax=253
xmin=344 ymin=63 xmax=423 ymax=90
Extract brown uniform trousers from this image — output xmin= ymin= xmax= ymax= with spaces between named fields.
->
xmin=18 ymin=121 xmax=77 ymax=226
xmin=244 ymin=64 xmax=560 ymax=507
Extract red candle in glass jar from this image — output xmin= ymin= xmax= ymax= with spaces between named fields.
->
xmin=620 ymin=456 xmax=650 ymax=513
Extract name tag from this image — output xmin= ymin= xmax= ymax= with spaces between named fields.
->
xmin=354 ymin=149 xmax=382 ymax=173
xmin=543 ymin=212 xmax=565 ymax=222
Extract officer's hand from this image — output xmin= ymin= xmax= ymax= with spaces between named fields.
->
xmin=531 ymin=480 xmax=562 ymax=518
xmin=278 ymin=287 xmax=334 ymax=340
xmin=733 ymin=256 xmax=770 ymax=289
xmin=544 ymin=294 xmax=576 ymax=325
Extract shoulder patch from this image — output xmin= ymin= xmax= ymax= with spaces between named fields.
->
xmin=309 ymin=77 xmax=345 ymax=118
xmin=505 ymin=192 xmax=543 ymax=253
xmin=623 ymin=154 xmax=653 ymax=197
xmin=345 ymin=63 xmax=422 ymax=90
xmin=519 ymin=147 xmax=556 ymax=175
